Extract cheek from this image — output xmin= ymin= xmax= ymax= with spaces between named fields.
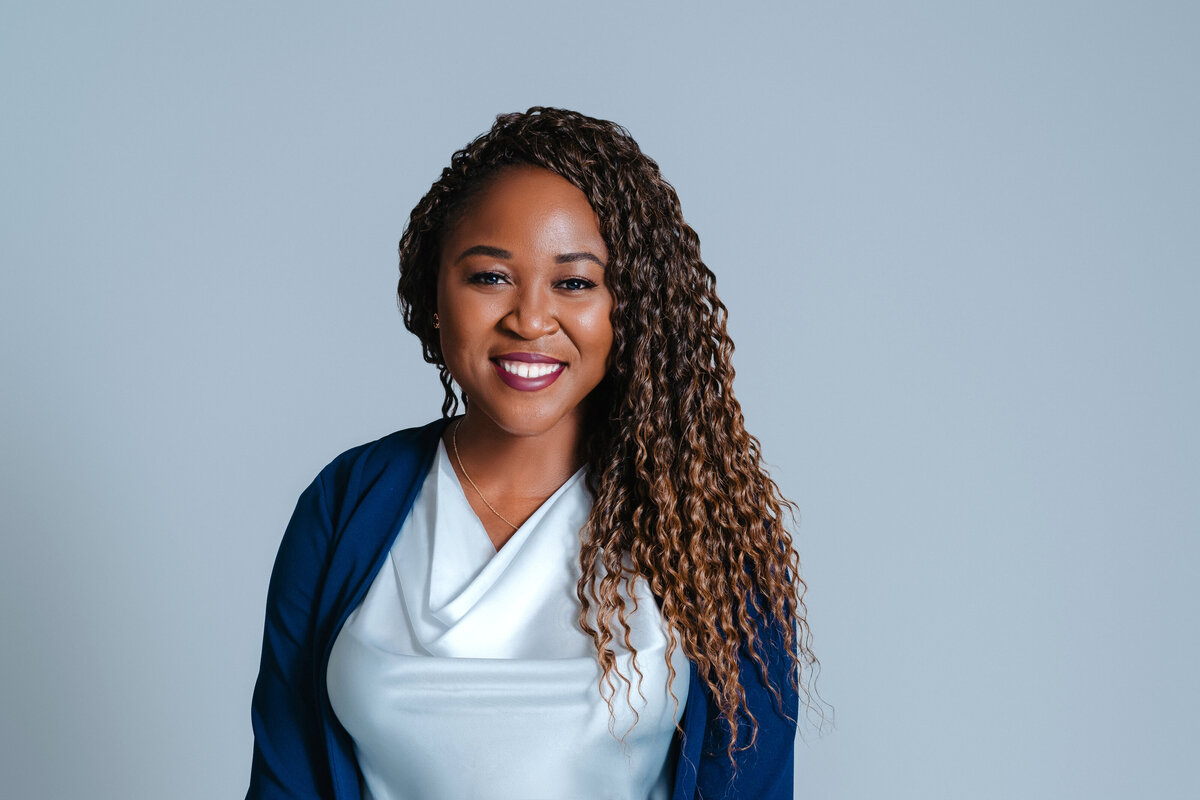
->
xmin=440 ymin=294 xmax=497 ymax=350
xmin=584 ymin=303 xmax=615 ymax=360
xmin=440 ymin=324 xmax=486 ymax=370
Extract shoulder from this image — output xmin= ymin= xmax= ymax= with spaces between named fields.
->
xmin=272 ymin=418 xmax=450 ymax=564
xmin=309 ymin=418 xmax=451 ymax=507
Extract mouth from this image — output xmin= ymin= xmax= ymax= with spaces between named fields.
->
xmin=492 ymin=354 xmax=566 ymax=391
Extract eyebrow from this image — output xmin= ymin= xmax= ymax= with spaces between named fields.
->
xmin=454 ymin=245 xmax=512 ymax=263
xmin=454 ymin=245 xmax=605 ymax=267
xmin=555 ymin=251 xmax=605 ymax=267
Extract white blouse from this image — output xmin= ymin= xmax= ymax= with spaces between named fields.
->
xmin=327 ymin=441 xmax=689 ymax=800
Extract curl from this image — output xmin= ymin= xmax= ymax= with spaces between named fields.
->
xmin=397 ymin=107 xmax=829 ymax=762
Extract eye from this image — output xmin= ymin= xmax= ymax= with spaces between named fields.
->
xmin=467 ymin=271 xmax=508 ymax=286
xmin=557 ymin=277 xmax=598 ymax=291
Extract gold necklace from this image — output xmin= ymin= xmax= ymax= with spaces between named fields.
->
xmin=451 ymin=419 xmax=520 ymax=532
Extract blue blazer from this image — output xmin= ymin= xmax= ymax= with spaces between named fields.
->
xmin=247 ymin=418 xmax=797 ymax=799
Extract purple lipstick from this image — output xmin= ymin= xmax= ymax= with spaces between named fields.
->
xmin=492 ymin=352 xmax=566 ymax=391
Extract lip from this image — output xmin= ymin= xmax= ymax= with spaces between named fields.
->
xmin=494 ymin=352 xmax=562 ymax=364
xmin=492 ymin=354 xmax=566 ymax=392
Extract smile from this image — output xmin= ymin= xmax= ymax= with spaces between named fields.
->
xmin=491 ymin=356 xmax=566 ymax=391
xmin=497 ymin=360 xmax=563 ymax=379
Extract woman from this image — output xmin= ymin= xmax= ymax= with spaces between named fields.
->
xmin=247 ymin=107 xmax=818 ymax=800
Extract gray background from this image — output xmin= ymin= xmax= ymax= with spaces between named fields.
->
xmin=2 ymin=1 xmax=1196 ymax=798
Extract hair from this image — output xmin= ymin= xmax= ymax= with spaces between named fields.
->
xmin=397 ymin=107 xmax=822 ymax=760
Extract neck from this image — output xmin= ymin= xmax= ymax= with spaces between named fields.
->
xmin=446 ymin=408 xmax=587 ymax=502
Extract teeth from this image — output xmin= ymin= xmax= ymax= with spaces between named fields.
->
xmin=499 ymin=360 xmax=563 ymax=379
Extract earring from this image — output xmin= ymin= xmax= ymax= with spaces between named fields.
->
xmin=433 ymin=313 xmax=440 ymax=330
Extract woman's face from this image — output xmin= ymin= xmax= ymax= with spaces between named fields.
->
xmin=436 ymin=166 xmax=613 ymax=439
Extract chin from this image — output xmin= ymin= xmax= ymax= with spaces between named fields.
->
xmin=471 ymin=400 xmax=585 ymax=440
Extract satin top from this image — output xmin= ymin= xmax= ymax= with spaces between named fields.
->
xmin=327 ymin=441 xmax=689 ymax=800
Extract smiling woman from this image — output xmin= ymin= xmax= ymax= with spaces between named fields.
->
xmin=246 ymin=108 xmax=821 ymax=800
xmin=436 ymin=167 xmax=616 ymax=548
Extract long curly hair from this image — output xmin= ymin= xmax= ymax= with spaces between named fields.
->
xmin=397 ymin=107 xmax=820 ymax=759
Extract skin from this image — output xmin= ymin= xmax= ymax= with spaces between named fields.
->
xmin=436 ymin=166 xmax=614 ymax=549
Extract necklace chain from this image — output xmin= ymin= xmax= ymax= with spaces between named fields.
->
xmin=451 ymin=419 xmax=520 ymax=532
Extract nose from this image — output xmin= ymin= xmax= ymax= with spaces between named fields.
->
xmin=501 ymin=285 xmax=559 ymax=339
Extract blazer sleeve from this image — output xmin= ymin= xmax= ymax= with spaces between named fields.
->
xmin=246 ymin=474 xmax=337 ymax=800
xmin=694 ymin=609 xmax=799 ymax=799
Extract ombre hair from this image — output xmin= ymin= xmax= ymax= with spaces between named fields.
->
xmin=397 ymin=107 xmax=822 ymax=758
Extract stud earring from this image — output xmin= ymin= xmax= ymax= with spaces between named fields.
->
xmin=433 ymin=313 xmax=440 ymax=330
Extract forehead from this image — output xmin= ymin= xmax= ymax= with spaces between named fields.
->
xmin=441 ymin=166 xmax=607 ymax=258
